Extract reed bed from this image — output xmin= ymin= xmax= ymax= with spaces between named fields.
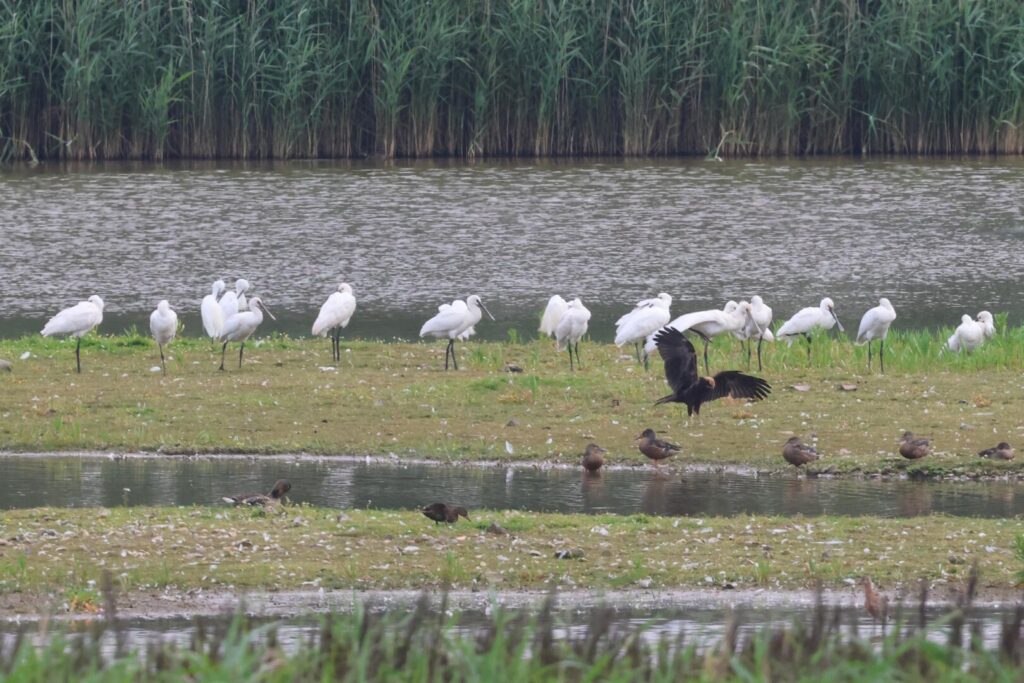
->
xmin=1 ymin=0 xmax=1023 ymax=161
xmin=3 ymin=581 xmax=1024 ymax=681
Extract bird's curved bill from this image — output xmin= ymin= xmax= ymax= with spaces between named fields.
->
xmin=831 ymin=310 xmax=844 ymax=332
xmin=480 ymin=302 xmax=495 ymax=321
xmin=258 ymin=301 xmax=277 ymax=321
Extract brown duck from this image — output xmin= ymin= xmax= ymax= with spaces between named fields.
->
xmin=899 ymin=431 xmax=930 ymax=460
xmin=581 ymin=443 xmax=607 ymax=472
xmin=782 ymin=436 xmax=821 ymax=468
xmin=978 ymin=442 xmax=1014 ymax=461
xmin=223 ymin=479 xmax=291 ymax=506
xmin=422 ymin=503 xmax=470 ymax=525
xmin=861 ymin=577 xmax=888 ymax=623
xmin=636 ymin=429 xmax=681 ymax=468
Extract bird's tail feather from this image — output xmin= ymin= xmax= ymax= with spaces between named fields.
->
xmin=654 ymin=393 xmax=675 ymax=405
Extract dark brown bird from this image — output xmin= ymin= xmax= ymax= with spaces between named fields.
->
xmin=899 ymin=431 xmax=930 ymax=460
xmin=581 ymin=443 xmax=607 ymax=472
xmin=782 ymin=436 xmax=821 ymax=468
xmin=223 ymin=479 xmax=291 ymax=506
xmin=421 ymin=503 xmax=470 ymax=525
xmin=978 ymin=442 xmax=1014 ymax=460
xmin=636 ymin=428 xmax=681 ymax=469
xmin=653 ymin=327 xmax=771 ymax=416
xmin=861 ymin=577 xmax=888 ymax=623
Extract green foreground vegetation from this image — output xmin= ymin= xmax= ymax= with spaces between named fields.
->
xmin=4 ymin=588 xmax=1023 ymax=682
xmin=2 ymin=329 xmax=1024 ymax=476
xmin=2 ymin=0 xmax=1024 ymax=161
xmin=0 ymin=507 xmax=1018 ymax=603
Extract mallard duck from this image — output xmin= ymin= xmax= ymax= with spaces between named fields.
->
xmin=636 ymin=429 xmax=681 ymax=468
xmin=782 ymin=436 xmax=821 ymax=468
xmin=223 ymin=479 xmax=291 ymax=506
xmin=899 ymin=431 xmax=930 ymax=460
xmin=422 ymin=503 xmax=470 ymax=525
xmin=581 ymin=443 xmax=607 ymax=472
xmin=978 ymin=442 xmax=1014 ymax=461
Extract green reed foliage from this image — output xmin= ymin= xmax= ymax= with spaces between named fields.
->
xmin=1 ymin=0 xmax=1023 ymax=161
xmin=2 ymin=587 xmax=1024 ymax=681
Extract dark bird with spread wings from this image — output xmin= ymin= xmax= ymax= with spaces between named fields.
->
xmin=653 ymin=326 xmax=771 ymax=416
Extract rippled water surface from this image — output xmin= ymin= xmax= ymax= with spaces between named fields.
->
xmin=2 ymin=159 xmax=1024 ymax=339
xmin=4 ymin=456 xmax=1024 ymax=519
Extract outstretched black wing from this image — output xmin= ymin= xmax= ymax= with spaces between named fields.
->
xmin=707 ymin=371 xmax=772 ymax=402
xmin=654 ymin=327 xmax=699 ymax=395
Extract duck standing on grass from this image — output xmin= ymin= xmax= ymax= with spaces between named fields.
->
xmin=581 ymin=443 xmax=607 ymax=472
xmin=899 ymin=431 xmax=930 ymax=460
xmin=422 ymin=503 xmax=470 ymax=525
xmin=223 ymin=479 xmax=291 ymax=507
xmin=782 ymin=436 xmax=821 ymax=468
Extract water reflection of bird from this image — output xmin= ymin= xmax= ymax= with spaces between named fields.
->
xmin=782 ymin=436 xmax=821 ymax=468
xmin=421 ymin=503 xmax=470 ymax=524
xmin=978 ymin=442 xmax=1014 ymax=460
xmin=614 ymin=293 xmax=672 ymax=369
xmin=201 ymin=280 xmax=226 ymax=339
xmin=312 ymin=283 xmax=357 ymax=361
xmin=635 ymin=428 xmax=680 ymax=470
xmin=581 ymin=443 xmax=606 ymax=472
xmin=776 ymin=298 xmax=843 ymax=363
xmin=653 ymin=327 xmax=771 ymax=417
xmin=41 ymin=295 xmax=105 ymax=373
xmin=856 ymin=298 xmax=896 ymax=373
xmin=218 ymin=297 xmax=276 ymax=370
xmin=899 ymin=431 xmax=930 ymax=460
xmin=149 ymin=300 xmax=178 ymax=374
xmin=223 ymin=479 xmax=291 ymax=506
xmin=419 ymin=295 xmax=494 ymax=370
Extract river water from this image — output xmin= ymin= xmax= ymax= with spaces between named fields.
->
xmin=2 ymin=158 xmax=1023 ymax=340
xmin=3 ymin=455 xmax=1023 ymax=519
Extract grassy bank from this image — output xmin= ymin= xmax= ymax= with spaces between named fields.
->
xmin=2 ymin=0 xmax=1024 ymax=161
xmin=0 ymin=506 xmax=1018 ymax=604
xmin=2 ymin=331 xmax=1024 ymax=477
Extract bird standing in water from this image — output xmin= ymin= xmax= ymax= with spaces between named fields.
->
xmin=581 ymin=443 xmax=607 ymax=472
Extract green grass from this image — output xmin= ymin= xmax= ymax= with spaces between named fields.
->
xmin=2 ymin=0 xmax=1023 ymax=161
xmin=3 ymin=330 xmax=1024 ymax=477
xmin=0 ymin=506 xmax=1019 ymax=600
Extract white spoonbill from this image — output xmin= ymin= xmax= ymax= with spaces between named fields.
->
xmin=149 ymin=300 xmax=178 ymax=374
xmin=776 ymin=298 xmax=844 ymax=363
xmin=555 ymin=298 xmax=592 ymax=371
xmin=855 ymin=298 xmax=896 ymax=372
xmin=235 ymin=278 xmax=251 ymax=312
xmin=538 ymin=295 xmax=568 ymax=338
xmin=614 ymin=293 xmax=672 ymax=368
xmin=946 ymin=314 xmax=986 ymax=353
xmin=977 ymin=311 xmax=995 ymax=339
xmin=201 ymin=280 xmax=226 ymax=339
xmin=41 ymin=295 xmax=104 ymax=373
xmin=419 ymin=295 xmax=494 ymax=370
xmin=218 ymin=297 xmax=276 ymax=370
xmin=740 ymin=295 xmax=774 ymax=371
xmin=646 ymin=300 xmax=749 ymax=374
xmin=219 ymin=281 xmax=243 ymax=320
xmin=312 ymin=283 xmax=357 ymax=361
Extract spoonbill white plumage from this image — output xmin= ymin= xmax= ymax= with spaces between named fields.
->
xmin=538 ymin=295 xmax=568 ymax=337
xmin=149 ymin=300 xmax=178 ymax=374
xmin=312 ymin=283 xmax=357 ymax=361
xmin=218 ymin=297 xmax=276 ymax=370
xmin=776 ymin=297 xmax=844 ymax=363
xmin=41 ymin=295 xmax=105 ymax=373
xmin=977 ymin=311 xmax=995 ymax=339
xmin=614 ymin=293 xmax=672 ymax=368
xmin=555 ymin=298 xmax=591 ymax=370
xmin=647 ymin=300 xmax=749 ymax=374
xmin=946 ymin=314 xmax=986 ymax=353
xmin=740 ymin=295 xmax=774 ymax=371
xmin=235 ymin=279 xmax=251 ymax=312
xmin=855 ymin=298 xmax=896 ymax=372
xmin=201 ymin=280 xmax=226 ymax=339
xmin=419 ymin=295 xmax=494 ymax=370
